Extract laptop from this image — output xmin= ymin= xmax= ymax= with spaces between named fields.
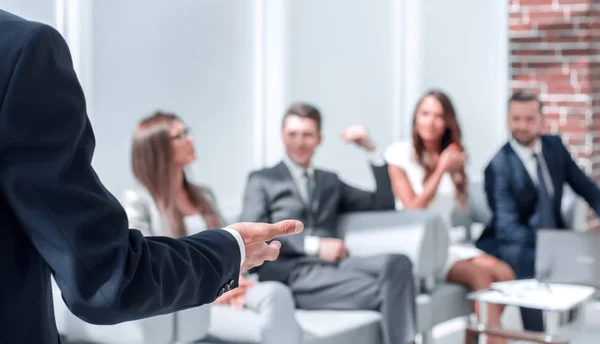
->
xmin=536 ymin=229 xmax=600 ymax=289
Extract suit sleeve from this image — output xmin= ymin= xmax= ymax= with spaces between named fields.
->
xmin=0 ymin=24 xmax=240 ymax=325
xmin=484 ymin=161 xmax=534 ymax=246
xmin=339 ymin=163 xmax=396 ymax=212
xmin=559 ymin=138 xmax=600 ymax=216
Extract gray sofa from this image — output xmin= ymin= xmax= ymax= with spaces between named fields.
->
xmin=53 ymin=277 xmax=211 ymax=344
xmin=198 ymin=210 xmax=471 ymax=344
xmin=305 ymin=182 xmax=587 ymax=344
xmin=55 ymin=182 xmax=587 ymax=344
xmin=336 ymin=210 xmax=473 ymax=344
xmin=56 ymin=209 xmax=466 ymax=344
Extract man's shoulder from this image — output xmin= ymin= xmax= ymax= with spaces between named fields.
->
xmin=247 ymin=163 xmax=284 ymax=182
xmin=541 ymin=134 xmax=564 ymax=147
xmin=314 ymin=167 xmax=339 ymax=180
xmin=486 ymin=142 xmax=513 ymax=171
xmin=248 ymin=162 xmax=339 ymax=181
xmin=0 ymin=11 xmax=65 ymax=88
xmin=0 ymin=10 xmax=32 ymax=28
xmin=0 ymin=10 xmax=54 ymax=45
xmin=0 ymin=11 xmax=41 ymax=71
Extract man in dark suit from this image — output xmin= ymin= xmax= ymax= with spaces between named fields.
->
xmin=0 ymin=10 xmax=302 ymax=344
xmin=240 ymin=103 xmax=417 ymax=344
xmin=477 ymin=91 xmax=600 ymax=331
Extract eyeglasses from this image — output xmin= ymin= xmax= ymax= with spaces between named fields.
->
xmin=171 ymin=127 xmax=191 ymax=140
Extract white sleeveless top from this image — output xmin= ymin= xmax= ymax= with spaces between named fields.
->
xmin=385 ymin=141 xmax=459 ymax=226
xmin=385 ymin=140 xmax=483 ymax=278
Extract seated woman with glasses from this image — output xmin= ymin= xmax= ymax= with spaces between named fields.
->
xmin=122 ymin=111 xmax=301 ymax=344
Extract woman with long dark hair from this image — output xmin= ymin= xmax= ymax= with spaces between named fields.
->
xmin=385 ymin=91 xmax=514 ymax=341
xmin=122 ymin=111 xmax=301 ymax=344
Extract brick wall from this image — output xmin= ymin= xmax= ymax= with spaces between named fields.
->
xmin=509 ymin=0 xmax=600 ymax=229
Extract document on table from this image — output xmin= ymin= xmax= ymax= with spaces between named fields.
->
xmin=472 ymin=279 xmax=596 ymax=311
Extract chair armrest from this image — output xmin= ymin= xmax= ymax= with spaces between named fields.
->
xmin=562 ymin=185 xmax=587 ymax=231
xmin=338 ymin=210 xmax=449 ymax=285
xmin=174 ymin=305 xmax=211 ymax=342
xmin=468 ymin=181 xmax=492 ymax=241
xmin=468 ymin=181 xmax=492 ymax=225
xmin=52 ymin=276 xmax=175 ymax=344
xmin=52 ymin=278 xmax=69 ymax=336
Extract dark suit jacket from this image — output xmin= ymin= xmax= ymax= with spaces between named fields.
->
xmin=476 ymin=135 xmax=600 ymax=278
xmin=0 ymin=11 xmax=240 ymax=343
xmin=239 ymin=161 xmax=395 ymax=282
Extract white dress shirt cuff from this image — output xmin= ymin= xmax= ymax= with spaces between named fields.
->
xmin=304 ymin=235 xmax=321 ymax=255
xmin=222 ymin=228 xmax=245 ymax=267
xmin=366 ymin=149 xmax=386 ymax=166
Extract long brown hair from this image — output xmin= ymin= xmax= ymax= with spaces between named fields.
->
xmin=131 ymin=111 xmax=222 ymax=237
xmin=412 ymin=90 xmax=468 ymax=206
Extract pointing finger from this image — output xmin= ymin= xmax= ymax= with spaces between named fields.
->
xmin=245 ymin=220 xmax=303 ymax=244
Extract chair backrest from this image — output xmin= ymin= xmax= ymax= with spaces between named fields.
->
xmin=338 ymin=210 xmax=448 ymax=289
xmin=468 ymin=181 xmax=492 ymax=225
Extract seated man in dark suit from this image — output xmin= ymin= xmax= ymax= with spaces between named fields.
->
xmin=476 ymin=91 xmax=600 ymax=331
xmin=239 ymin=103 xmax=417 ymax=344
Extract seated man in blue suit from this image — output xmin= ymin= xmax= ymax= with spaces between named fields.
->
xmin=477 ymin=91 xmax=600 ymax=331
xmin=0 ymin=10 xmax=301 ymax=344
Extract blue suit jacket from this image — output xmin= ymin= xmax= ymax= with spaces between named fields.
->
xmin=0 ymin=11 xmax=240 ymax=343
xmin=476 ymin=135 xmax=600 ymax=278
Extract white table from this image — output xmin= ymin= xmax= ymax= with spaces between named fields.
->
xmin=466 ymin=280 xmax=595 ymax=344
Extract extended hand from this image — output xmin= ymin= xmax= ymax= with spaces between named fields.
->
xmin=340 ymin=125 xmax=375 ymax=151
xmin=213 ymin=277 xmax=256 ymax=309
xmin=227 ymin=220 xmax=303 ymax=272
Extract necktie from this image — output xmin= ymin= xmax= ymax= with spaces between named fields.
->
xmin=534 ymin=153 xmax=556 ymax=229
xmin=302 ymin=171 xmax=314 ymax=205
xmin=303 ymin=171 xmax=315 ymax=231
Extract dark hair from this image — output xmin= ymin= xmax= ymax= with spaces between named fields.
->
xmin=282 ymin=103 xmax=322 ymax=132
xmin=131 ymin=111 xmax=221 ymax=237
xmin=509 ymin=90 xmax=543 ymax=112
xmin=412 ymin=90 xmax=468 ymax=206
